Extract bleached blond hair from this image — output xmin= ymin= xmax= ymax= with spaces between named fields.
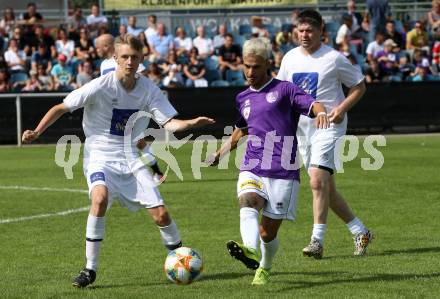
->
xmin=242 ymin=37 xmax=272 ymax=60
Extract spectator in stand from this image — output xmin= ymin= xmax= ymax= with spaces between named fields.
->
xmin=336 ymin=14 xmax=353 ymax=48
xmin=51 ymin=53 xmax=75 ymax=91
xmin=11 ymin=27 xmax=30 ymax=55
xmin=149 ymin=23 xmax=174 ymax=63
xmin=75 ymin=27 xmax=95 ymax=62
xmin=0 ymin=8 xmax=16 ymax=38
xmin=19 ymin=2 xmax=43 ymax=34
xmin=127 ymin=16 xmax=143 ymax=37
xmin=427 ymin=0 xmax=440 ymax=34
xmin=384 ymin=20 xmax=403 ymax=51
xmin=67 ymin=6 xmax=87 ymax=42
xmin=4 ymin=39 xmax=27 ymax=73
xmin=159 ymin=49 xmax=182 ymax=75
xmin=36 ymin=62 xmax=54 ymax=90
xmin=86 ymin=3 xmax=108 ymax=39
xmin=174 ymin=27 xmax=192 ymax=59
xmin=275 ymin=28 xmax=297 ymax=54
xmin=138 ymin=32 xmax=151 ymax=63
xmin=55 ymin=28 xmax=75 ymax=63
xmin=366 ymin=31 xmax=385 ymax=62
xmin=412 ymin=64 xmax=437 ymax=81
xmin=0 ymin=68 xmax=10 ymax=92
xmin=76 ymin=59 xmax=94 ymax=87
xmin=218 ymin=33 xmax=242 ymax=77
xmin=411 ymin=49 xmax=433 ymax=73
xmin=342 ymin=1 xmax=362 ymax=35
xmin=146 ymin=62 xmax=163 ymax=86
xmin=29 ymin=25 xmax=56 ymax=56
xmin=31 ymin=44 xmax=52 ymax=72
xmin=118 ymin=24 xmax=128 ymax=39
xmin=183 ymin=47 xmax=207 ymax=87
xmin=251 ymin=16 xmax=269 ymax=38
xmin=432 ymin=33 xmax=440 ymax=72
xmin=213 ymin=24 xmax=227 ymax=49
xmin=144 ymin=14 xmax=158 ymax=44
xmin=365 ymin=58 xmax=385 ymax=82
xmin=193 ymin=26 xmax=214 ymax=59
xmin=22 ymin=69 xmax=42 ymax=91
xmin=270 ymin=52 xmax=283 ymax=78
xmin=366 ymin=0 xmax=391 ymax=43
xmin=406 ymin=21 xmax=430 ymax=57
xmin=376 ymin=39 xmax=400 ymax=80
xmin=398 ymin=55 xmax=415 ymax=81
xmin=161 ymin=51 xmax=184 ymax=88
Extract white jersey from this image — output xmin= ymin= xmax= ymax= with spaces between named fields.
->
xmin=277 ymin=44 xmax=364 ymax=113
xmin=63 ymin=72 xmax=177 ymax=163
xmin=100 ymin=58 xmax=146 ymax=76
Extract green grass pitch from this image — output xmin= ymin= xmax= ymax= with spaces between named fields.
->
xmin=0 ymin=135 xmax=439 ymax=298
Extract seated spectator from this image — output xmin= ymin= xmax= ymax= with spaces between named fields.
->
xmin=76 ymin=60 xmax=94 ymax=87
xmin=4 ymin=39 xmax=27 ymax=73
xmin=127 ymin=16 xmax=143 ymax=37
xmin=251 ymin=16 xmax=269 ymax=38
xmin=149 ymin=23 xmax=174 ymax=62
xmin=271 ymin=52 xmax=283 ymax=78
xmin=31 ymin=44 xmax=52 ymax=72
xmin=75 ymin=28 xmax=95 ymax=61
xmin=19 ymin=2 xmax=43 ymax=34
xmin=342 ymin=0 xmax=362 ymax=35
xmin=159 ymin=50 xmax=182 ymax=75
xmin=0 ymin=7 xmax=16 ymax=38
xmin=406 ymin=21 xmax=430 ymax=57
xmin=275 ymin=28 xmax=297 ymax=54
xmin=11 ymin=26 xmax=31 ymax=55
xmin=376 ymin=39 xmax=400 ymax=79
xmin=432 ymin=33 xmax=440 ymax=72
xmin=36 ymin=63 xmax=54 ymax=90
xmin=163 ymin=64 xmax=184 ymax=87
xmin=398 ymin=55 xmax=415 ymax=81
xmin=365 ymin=58 xmax=385 ymax=82
xmin=29 ymin=25 xmax=56 ymax=58
xmin=218 ymin=34 xmax=242 ymax=76
xmin=427 ymin=0 xmax=440 ymax=33
xmin=138 ymin=32 xmax=152 ymax=64
xmin=174 ymin=27 xmax=192 ymax=58
xmin=0 ymin=68 xmax=10 ymax=92
xmin=412 ymin=64 xmax=437 ymax=81
xmin=22 ymin=69 xmax=42 ymax=91
xmin=67 ymin=6 xmax=87 ymax=42
xmin=384 ymin=20 xmax=404 ymax=51
xmin=144 ymin=14 xmax=158 ymax=44
xmin=56 ymin=28 xmax=75 ymax=63
xmin=86 ymin=3 xmax=108 ymax=39
xmin=213 ymin=24 xmax=227 ymax=49
xmin=118 ymin=24 xmax=128 ymax=39
xmin=146 ymin=62 xmax=163 ymax=86
xmin=193 ymin=26 xmax=214 ymax=59
xmin=183 ymin=47 xmax=207 ymax=87
xmin=366 ymin=31 xmax=385 ymax=62
xmin=412 ymin=48 xmax=432 ymax=72
xmin=51 ymin=54 xmax=75 ymax=91
xmin=336 ymin=14 xmax=353 ymax=48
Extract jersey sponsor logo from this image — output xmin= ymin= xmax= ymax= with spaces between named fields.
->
xmin=292 ymin=72 xmax=318 ymax=99
xmin=266 ymin=91 xmax=279 ymax=103
xmin=243 ymin=106 xmax=250 ymax=120
xmin=240 ymin=179 xmax=263 ymax=191
xmin=90 ymin=171 xmax=105 ymax=183
xmin=102 ymin=67 xmax=115 ymax=75
xmin=110 ymin=108 xmax=139 ymax=136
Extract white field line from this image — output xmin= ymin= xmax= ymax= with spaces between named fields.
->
xmin=0 ymin=185 xmax=89 ymax=224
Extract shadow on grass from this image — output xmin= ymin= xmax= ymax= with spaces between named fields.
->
xmin=86 ymin=281 xmax=170 ymax=290
xmin=159 ymin=178 xmax=237 ymax=185
xmin=327 ymin=246 xmax=440 ymax=260
xmin=200 ymin=271 xmax=252 ymax=281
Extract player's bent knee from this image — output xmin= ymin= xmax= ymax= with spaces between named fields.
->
xmin=239 ymin=193 xmax=265 ymax=210
xmin=309 ymin=176 xmax=329 ymax=192
xmin=149 ymin=206 xmax=171 ymax=227
xmin=260 ymin=228 xmax=277 ymax=243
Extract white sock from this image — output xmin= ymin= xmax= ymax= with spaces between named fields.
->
xmin=260 ymin=237 xmax=279 ymax=270
xmin=346 ymin=217 xmax=367 ymax=235
xmin=312 ymin=224 xmax=327 ymax=244
xmin=239 ymin=207 xmax=260 ymax=251
xmin=158 ymin=220 xmax=182 ymax=251
xmin=85 ymin=215 xmax=106 ymax=271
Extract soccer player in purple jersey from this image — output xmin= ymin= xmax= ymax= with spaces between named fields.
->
xmin=207 ymin=38 xmax=328 ymax=285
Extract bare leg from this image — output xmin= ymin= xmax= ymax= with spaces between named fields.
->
xmin=328 ymin=176 xmax=355 ymax=224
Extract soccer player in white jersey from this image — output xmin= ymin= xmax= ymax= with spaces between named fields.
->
xmin=277 ymin=10 xmax=373 ymax=258
xmin=207 ymin=38 xmax=328 ymax=285
xmin=22 ymin=34 xmax=214 ymax=288
xmin=96 ymin=34 xmax=165 ymax=184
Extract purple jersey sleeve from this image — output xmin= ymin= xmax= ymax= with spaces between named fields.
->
xmin=234 ymin=95 xmax=248 ymax=128
xmin=287 ymin=83 xmax=315 ymax=117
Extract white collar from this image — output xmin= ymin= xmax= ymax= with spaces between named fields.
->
xmin=249 ymin=77 xmax=274 ymax=92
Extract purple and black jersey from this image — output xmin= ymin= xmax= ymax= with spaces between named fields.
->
xmin=235 ymin=78 xmax=315 ymax=180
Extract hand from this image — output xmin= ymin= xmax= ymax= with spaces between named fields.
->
xmin=22 ymin=130 xmax=39 ymax=143
xmin=191 ymin=117 xmax=215 ymax=128
xmin=315 ymin=112 xmax=330 ymax=129
xmin=136 ymin=138 xmax=147 ymax=150
xmin=328 ymin=107 xmax=345 ymax=124
xmin=204 ymin=152 xmax=220 ymax=166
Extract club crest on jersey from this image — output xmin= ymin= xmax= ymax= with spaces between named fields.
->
xmin=266 ymin=91 xmax=279 ymax=103
xmin=243 ymin=106 xmax=251 ymax=120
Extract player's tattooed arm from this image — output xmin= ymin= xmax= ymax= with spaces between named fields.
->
xmin=205 ymin=127 xmax=248 ymax=166
xmin=22 ymin=103 xmax=70 ymax=143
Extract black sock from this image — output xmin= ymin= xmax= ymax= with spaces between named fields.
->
xmin=150 ymin=162 xmax=163 ymax=175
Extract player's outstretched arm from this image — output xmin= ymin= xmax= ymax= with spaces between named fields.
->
xmin=205 ymin=127 xmax=247 ymax=166
xmin=163 ymin=117 xmax=215 ymax=132
xmin=328 ymin=81 xmax=366 ymax=124
xmin=311 ymin=102 xmax=330 ymax=129
xmin=22 ymin=103 xmax=70 ymax=143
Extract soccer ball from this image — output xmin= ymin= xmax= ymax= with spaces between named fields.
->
xmin=164 ymin=247 xmax=203 ymax=285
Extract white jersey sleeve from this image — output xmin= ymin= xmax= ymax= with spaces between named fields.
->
xmin=63 ymin=79 xmax=98 ymax=112
xmin=276 ymin=53 xmax=290 ymax=81
xmin=147 ymin=86 xmax=178 ymax=125
xmin=336 ymin=53 xmax=365 ymax=88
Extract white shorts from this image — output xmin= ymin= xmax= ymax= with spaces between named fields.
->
xmin=84 ymin=161 xmax=164 ymax=212
xmin=237 ymin=171 xmax=300 ymax=220
xmin=297 ymin=115 xmax=347 ymax=173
